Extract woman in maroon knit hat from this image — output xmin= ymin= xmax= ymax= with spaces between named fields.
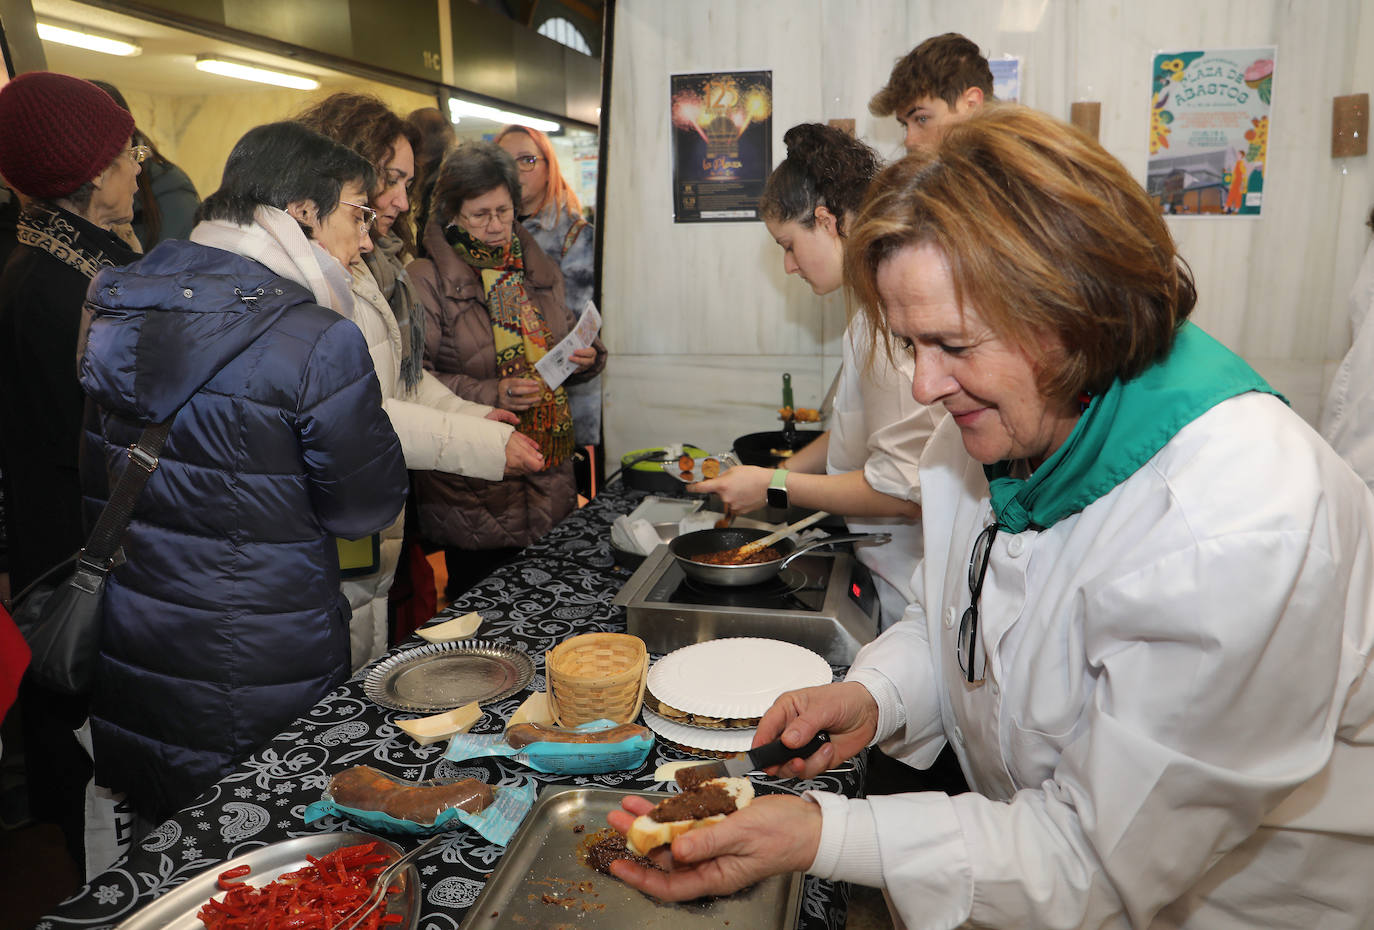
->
xmin=0 ymin=71 xmax=143 ymax=872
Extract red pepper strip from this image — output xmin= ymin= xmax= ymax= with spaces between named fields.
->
xmin=381 ymin=915 xmax=404 ymax=925
xmin=218 ymin=863 xmax=253 ymax=890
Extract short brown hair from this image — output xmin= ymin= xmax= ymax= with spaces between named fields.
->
xmin=295 ymin=93 xmax=421 ymax=253
xmin=429 ymin=141 xmax=522 ymax=228
xmin=846 ymin=104 xmax=1197 ymax=404
xmin=870 ymin=33 xmax=994 ymax=117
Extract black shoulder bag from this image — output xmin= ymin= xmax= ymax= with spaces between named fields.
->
xmin=11 ymin=419 xmax=173 ymax=695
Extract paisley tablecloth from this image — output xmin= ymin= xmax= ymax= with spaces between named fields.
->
xmin=37 ymin=484 xmax=865 ymax=930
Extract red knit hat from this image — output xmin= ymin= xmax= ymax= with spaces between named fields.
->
xmin=0 ymin=71 xmax=135 ymax=200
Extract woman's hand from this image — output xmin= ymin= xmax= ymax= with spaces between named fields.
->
xmin=499 ymin=377 xmax=544 ymax=412
xmin=753 ymin=682 xmax=879 ymax=779
xmin=569 ymin=346 xmax=598 ymax=372
xmin=503 ymin=431 xmax=544 ymax=476
xmin=485 ymin=408 xmax=519 ymax=425
xmin=688 ymin=465 xmax=772 ymax=513
xmin=605 ymin=794 xmax=822 ymax=902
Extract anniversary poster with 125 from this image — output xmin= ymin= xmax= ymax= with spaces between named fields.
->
xmin=671 ymin=70 xmax=773 ymax=223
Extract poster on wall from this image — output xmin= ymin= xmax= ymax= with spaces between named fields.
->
xmin=989 ymin=57 xmax=1021 ymax=103
xmin=1146 ymin=47 xmax=1275 ymax=217
xmin=670 ymin=70 xmax=773 ymax=223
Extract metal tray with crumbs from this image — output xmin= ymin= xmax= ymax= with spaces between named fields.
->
xmin=458 ymin=786 xmax=802 ymax=929
xmin=363 ymin=640 xmax=534 ymax=712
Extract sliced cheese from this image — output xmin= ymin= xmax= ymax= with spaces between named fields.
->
xmin=396 ymin=701 xmax=481 ymax=746
xmin=506 ymin=691 xmax=554 ymax=728
xmin=416 ymin=611 xmax=482 ymax=643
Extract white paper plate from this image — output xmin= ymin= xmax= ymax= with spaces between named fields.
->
xmin=647 ymin=638 xmax=832 ymax=720
xmin=642 ymin=707 xmax=755 ymax=753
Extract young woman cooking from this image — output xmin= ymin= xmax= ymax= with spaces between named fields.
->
xmin=689 ymin=122 xmax=940 ymax=628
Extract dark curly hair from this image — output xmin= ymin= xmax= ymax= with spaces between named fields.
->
xmin=295 ymin=93 xmax=421 ymax=253
xmin=758 ymin=123 xmax=882 ymax=235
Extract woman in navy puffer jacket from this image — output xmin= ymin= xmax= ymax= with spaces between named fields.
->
xmin=78 ymin=122 xmax=407 ymax=821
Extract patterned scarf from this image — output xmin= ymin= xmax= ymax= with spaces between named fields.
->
xmin=444 ymin=224 xmax=573 ymax=467
xmin=16 ymin=202 xmax=132 ymax=279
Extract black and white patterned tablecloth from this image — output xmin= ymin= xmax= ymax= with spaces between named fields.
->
xmin=38 ymin=485 xmax=864 ymax=930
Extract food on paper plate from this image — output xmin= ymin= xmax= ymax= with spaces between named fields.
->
xmin=677 ymin=453 xmax=695 ymax=472
xmin=327 ymin=765 xmax=495 ymax=823
xmin=700 ymin=456 xmax=722 ymax=479
xmin=625 ymin=775 xmax=754 ymax=855
xmin=643 ymin=691 xmax=759 ymax=729
xmin=197 ymin=841 xmax=395 ymax=930
xmin=504 ymin=721 xmax=651 ymax=749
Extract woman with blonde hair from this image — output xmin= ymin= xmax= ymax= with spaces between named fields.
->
xmin=610 ymin=105 xmax=1374 ymax=929
xmin=496 ymin=126 xmax=602 ymax=482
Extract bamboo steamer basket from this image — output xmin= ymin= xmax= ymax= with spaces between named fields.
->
xmin=545 ymin=632 xmax=648 ymax=727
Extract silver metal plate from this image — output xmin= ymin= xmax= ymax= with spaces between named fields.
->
xmin=114 ymin=831 xmax=419 ymax=930
xmin=363 ymin=640 xmax=534 ymax=712
xmin=458 ymin=786 xmax=802 ymax=929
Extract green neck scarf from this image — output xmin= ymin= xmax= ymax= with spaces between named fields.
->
xmin=986 ymin=323 xmax=1284 ymax=533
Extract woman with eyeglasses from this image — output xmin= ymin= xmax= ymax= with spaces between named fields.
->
xmin=77 ymin=120 xmax=406 ymax=838
xmin=496 ymin=125 xmax=602 ymax=492
xmin=409 ymin=141 xmax=606 ymax=599
xmin=0 ymin=72 xmax=144 ymax=865
xmin=609 ymin=105 xmax=1374 ymax=929
xmin=297 ymin=94 xmax=540 ymax=668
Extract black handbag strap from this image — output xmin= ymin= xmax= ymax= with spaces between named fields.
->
xmin=79 ymin=419 xmax=175 ymax=572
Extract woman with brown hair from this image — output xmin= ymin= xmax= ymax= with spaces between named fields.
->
xmin=610 ymin=105 xmax=1374 ymax=929
xmin=410 ymin=142 xmax=606 ymax=598
xmin=296 ymin=93 xmax=541 ymax=667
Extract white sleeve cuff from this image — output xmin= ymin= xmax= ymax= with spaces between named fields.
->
xmin=846 ymin=667 xmax=907 ymax=743
xmin=804 ymin=791 xmax=885 ymax=887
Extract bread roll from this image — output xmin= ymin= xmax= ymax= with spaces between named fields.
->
xmin=625 ymin=776 xmax=753 ymax=856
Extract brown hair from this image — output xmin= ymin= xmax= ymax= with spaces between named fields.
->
xmin=295 ymin=93 xmax=421 ymax=253
xmin=494 ymin=125 xmax=582 ymax=217
xmin=759 ymin=123 xmax=881 ymax=234
xmin=847 ymin=104 xmax=1196 ymax=405
xmin=429 ymin=141 xmax=523 ymax=229
xmin=869 ymin=33 xmax=994 ymax=117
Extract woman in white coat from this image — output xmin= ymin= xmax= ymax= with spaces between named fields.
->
xmin=610 ymin=106 xmax=1374 ymax=929
xmin=1320 ymin=206 xmax=1374 ymax=490
xmin=690 ymin=123 xmax=940 ymax=628
xmin=297 ymin=94 xmax=544 ymax=668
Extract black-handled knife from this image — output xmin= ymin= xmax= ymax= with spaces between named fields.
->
xmin=677 ymin=731 xmax=831 ymax=784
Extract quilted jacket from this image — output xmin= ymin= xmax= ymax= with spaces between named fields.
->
xmin=79 ymin=238 xmax=407 ymax=818
xmin=409 ymin=221 xmax=606 ymax=550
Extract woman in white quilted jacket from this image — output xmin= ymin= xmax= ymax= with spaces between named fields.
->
xmin=297 ymin=94 xmax=544 ymax=669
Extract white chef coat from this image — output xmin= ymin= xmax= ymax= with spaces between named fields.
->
xmin=1321 ymin=237 xmax=1374 ymax=491
xmin=808 ymin=392 xmax=1374 ymax=929
xmin=826 ymin=316 xmax=941 ymax=628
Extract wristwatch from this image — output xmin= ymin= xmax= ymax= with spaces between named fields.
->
xmin=766 ymin=468 xmax=789 ymax=509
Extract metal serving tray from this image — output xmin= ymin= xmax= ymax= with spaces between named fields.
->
xmin=458 ymin=786 xmax=803 ymax=929
xmin=114 ymin=831 xmax=420 ymax=930
xmin=363 ymin=640 xmax=534 ymax=712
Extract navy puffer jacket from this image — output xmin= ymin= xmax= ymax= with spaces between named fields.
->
xmin=79 ymin=239 xmax=407 ymax=818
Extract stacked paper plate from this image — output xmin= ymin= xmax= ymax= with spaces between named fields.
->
xmin=641 ymin=638 xmax=832 ymax=756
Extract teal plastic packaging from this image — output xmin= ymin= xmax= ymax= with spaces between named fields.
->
xmin=446 ymin=719 xmax=654 ymax=774
xmin=303 ymin=773 xmax=535 ymax=846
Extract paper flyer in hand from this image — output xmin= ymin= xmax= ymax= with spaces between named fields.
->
xmin=534 ymin=301 xmax=601 ymax=390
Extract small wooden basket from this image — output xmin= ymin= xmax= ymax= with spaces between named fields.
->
xmin=545 ymin=632 xmax=648 ymax=727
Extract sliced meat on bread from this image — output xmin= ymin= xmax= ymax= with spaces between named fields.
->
xmin=625 ymin=776 xmax=753 ymax=856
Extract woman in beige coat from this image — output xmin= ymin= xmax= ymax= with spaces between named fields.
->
xmin=410 ymin=142 xmax=606 ymax=598
xmin=297 ymin=95 xmax=544 ymax=668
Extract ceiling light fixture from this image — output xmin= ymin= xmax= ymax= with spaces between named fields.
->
xmin=195 ymin=56 xmax=320 ymax=90
xmin=448 ymin=98 xmax=560 ymax=133
xmin=37 ymin=22 xmax=141 ymax=57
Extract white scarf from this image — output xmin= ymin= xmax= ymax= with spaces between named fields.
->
xmin=190 ymin=205 xmax=354 ymax=316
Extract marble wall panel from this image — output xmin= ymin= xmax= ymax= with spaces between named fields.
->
xmin=603 ymin=0 xmax=1373 ymax=464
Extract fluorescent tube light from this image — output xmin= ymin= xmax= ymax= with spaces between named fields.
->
xmin=448 ymin=98 xmax=560 ymax=133
xmin=37 ymin=22 xmax=141 ymax=57
xmin=195 ymin=57 xmax=320 ymax=90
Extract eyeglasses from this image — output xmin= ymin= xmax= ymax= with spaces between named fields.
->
xmin=511 ymin=154 xmax=543 ymax=173
xmin=128 ymin=144 xmax=151 ymax=165
xmin=459 ymin=205 xmax=514 ymax=229
xmin=957 ymin=522 xmax=999 ymax=684
xmin=338 ymin=199 xmax=377 ymax=231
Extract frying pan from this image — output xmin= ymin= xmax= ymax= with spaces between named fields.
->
xmin=733 ymin=430 xmax=823 ymax=468
xmin=669 ymin=527 xmax=893 ymax=587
